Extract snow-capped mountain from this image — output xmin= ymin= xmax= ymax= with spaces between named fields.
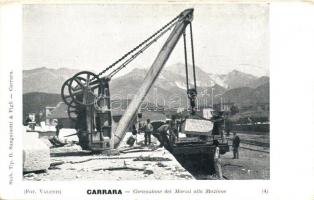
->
xmin=23 ymin=64 xmax=269 ymax=110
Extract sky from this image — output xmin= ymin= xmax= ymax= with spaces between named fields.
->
xmin=23 ymin=3 xmax=269 ymax=77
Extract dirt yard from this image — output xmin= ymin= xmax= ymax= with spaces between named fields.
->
xmin=24 ymin=128 xmax=269 ymax=181
xmin=24 ymin=132 xmax=194 ymax=181
xmin=222 ymin=132 xmax=269 ymax=180
xmin=195 ymin=132 xmax=270 ymax=180
xmin=221 ymin=147 xmax=269 ymax=180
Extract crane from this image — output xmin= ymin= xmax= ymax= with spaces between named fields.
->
xmin=60 ymin=8 xmax=229 ymax=155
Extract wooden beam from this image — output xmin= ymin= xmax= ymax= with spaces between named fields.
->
xmin=113 ymin=9 xmax=194 ymax=148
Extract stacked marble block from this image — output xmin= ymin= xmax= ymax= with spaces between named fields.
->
xmin=23 ymin=131 xmax=50 ymax=172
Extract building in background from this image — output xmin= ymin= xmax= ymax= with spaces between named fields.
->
xmin=46 ymin=102 xmax=75 ymax=128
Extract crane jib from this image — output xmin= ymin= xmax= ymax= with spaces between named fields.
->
xmin=60 ymin=8 xmax=196 ymax=151
xmin=113 ymin=8 xmax=194 ymax=148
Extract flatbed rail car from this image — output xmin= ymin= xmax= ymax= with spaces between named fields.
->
xmin=170 ymin=139 xmax=229 ymax=156
xmin=168 ymin=137 xmax=229 ymax=173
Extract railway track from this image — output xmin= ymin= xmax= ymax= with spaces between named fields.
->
xmin=226 ymin=138 xmax=269 ymax=153
xmin=240 ymin=139 xmax=269 ymax=148
xmin=240 ymin=146 xmax=269 ymax=153
xmin=227 ymin=138 xmax=269 ymax=148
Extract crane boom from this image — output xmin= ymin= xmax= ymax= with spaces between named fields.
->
xmin=113 ymin=8 xmax=194 ymax=148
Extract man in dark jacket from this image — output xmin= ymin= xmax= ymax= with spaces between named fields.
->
xmin=156 ymin=123 xmax=170 ymax=148
xmin=144 ymin=119 xmax=154 ymax=145
xmin=232 ymin=132 xmax=240 ymax=159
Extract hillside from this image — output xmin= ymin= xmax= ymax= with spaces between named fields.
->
xmin=23 ymin=67 xmax=80 ymax=94
xmin=23 ymin=63 xmax=268 ymax=94
xmin=23 ymin=65 xmax=269 ymax=117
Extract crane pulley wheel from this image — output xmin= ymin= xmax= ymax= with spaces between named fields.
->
xmin=68 ymin=71 xmax=101 ymax=106
xmin=61 ymin=77 xmax=82 ymax=108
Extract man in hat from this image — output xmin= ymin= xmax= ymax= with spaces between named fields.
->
xmin=232 ymin=132 xmax=240 ymax=159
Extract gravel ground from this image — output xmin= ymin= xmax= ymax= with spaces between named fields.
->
xmin=221 ymin=147 xmax=270 ymax=180
xmin=222 ymin=132 xmax=270 ymax=180
xmin=24 ymin=128 xmax=269 ymax=181
xmin=195 ymin=132 xmax=270 ymax=180
xmin=24 ymin=132 xmax=195 ymax=181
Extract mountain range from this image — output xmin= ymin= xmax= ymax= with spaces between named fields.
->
xmin=23 ymin=63 xmax=269 ymax=113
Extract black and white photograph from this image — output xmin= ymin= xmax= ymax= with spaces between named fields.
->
xmin=3 ymin=1 xmax=314 ymax=200
xmin=22 ymin=3 xmax=270 ymax=181
xmin=23 ymin=3 xmax=270 ymax=181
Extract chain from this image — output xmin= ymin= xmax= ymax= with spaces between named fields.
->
xmin=96 ymin=14 xmax=182 ymax=79
xmin=108 ymin=18 xmax=182 ymax=78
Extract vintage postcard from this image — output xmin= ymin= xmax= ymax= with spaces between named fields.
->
xmin=0 ymin=1 xmax=313 ymax=200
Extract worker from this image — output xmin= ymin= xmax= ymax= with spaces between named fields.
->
xmin=137 ymin=113 xmax=145 ymax=134
xmin=232 ymin=132 xmax=240 ymax=159
xmin=126 ymin=134 xmax=136 ymax=147
xmin=55 ymin=120 xmax=63 ymax=138
xmin=169 ymin=115 xmax=178 ymax=142
xmin=211 ymin=111 xmax=224 ymax=140
xmin=144 ymin=119 xmax=154 ymax=146
xmin=213 ymin=140 xmax=223 ymax=179
xmin=156 ymin=122 xmax=170 ymax=148
xmin=131 ymin=124 xmax=138 ymax=144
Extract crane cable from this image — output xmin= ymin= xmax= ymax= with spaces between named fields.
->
xmin=183 ymin=22 xmax=197 ymax=92
xmin=107 ymin=17 xmax=183 ymax=78
xmin=183 ymin=22 xmax=197 ymax=115
xmin=95 ymin=13 xmax=182 ymax=79
xmin=107 ymin=18 xmax=196 ymax=80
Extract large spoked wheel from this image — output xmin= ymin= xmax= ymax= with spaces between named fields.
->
xmin=68 ymin=71 xmax=101 ymax=106
xmin=61 ymin=78 xmax=81 ymax=108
